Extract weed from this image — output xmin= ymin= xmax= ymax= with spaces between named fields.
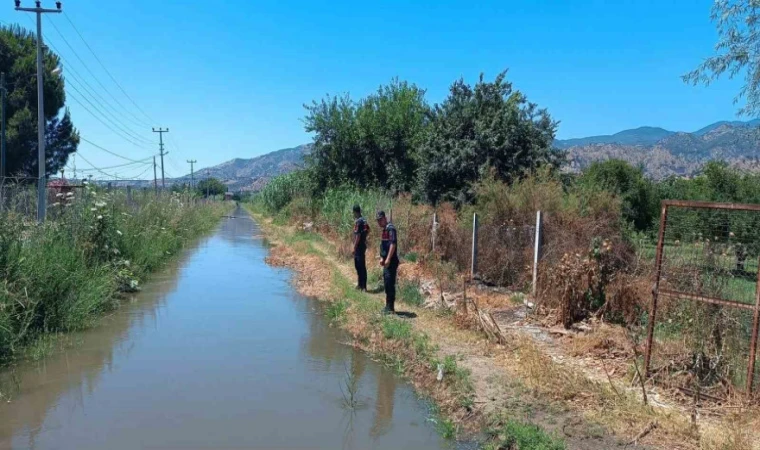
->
xmin=399 ymin=280 xmax=424 ymax=306
xmin=327 ymin=300 xmax=349 ymax=323
xmin=403 ymin=252 xmax=418 ymax=262
xmin=435 ymin=417 xmax=458 ymax=440
xmin=382 ymin=316 xmax=412 ymax=341
xmin=488 ymin=420 xmax=566 ymax=450
xmin=368 ymin=267 xmax=383 ymax=289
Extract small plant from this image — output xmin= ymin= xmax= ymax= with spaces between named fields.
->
xmin=382 ymin=316 xmax=412 ymax=341
xmin=433 ymin=416 xmax=457 ymax=440
xmin=488 ymin=420 xmax=566 ymax=450
xmin=368 ymin=267 xmax=383 ymax=289
xmin=403 ymin=252 xmax=418 ymax=263
xmin=327 ymin=300 xmax=349 ymax=323
xmin=399 ymin=280 xmax=424 ymax=306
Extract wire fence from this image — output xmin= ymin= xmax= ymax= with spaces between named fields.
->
xmin=645 ymin=200 xmax=760 ymax=396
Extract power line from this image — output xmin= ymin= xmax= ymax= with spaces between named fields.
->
xmin=63 ymin=11 xmax=155 ymax=125
xmin=44 ymin=16 xmax=151 ymax=130
xmin=77 ymin=150 xmax=149 ymax=180
xmin=79 ymin=136 xmax=153 ymax=163
xmin=43 ymin=34 xmax=151 ymax=135
xmin=67 ymin=92 xmax=152 ymax=150
xmin=73 ymin=157 xmax=152 ymax=171
xmin=66 ymin=81 xmax=153 ymax=147
xmin=20 ymin=14 xmax=153 ymax=146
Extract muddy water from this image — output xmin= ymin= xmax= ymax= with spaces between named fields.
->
xmin=0 ymin=208 xmax=450 ymax=450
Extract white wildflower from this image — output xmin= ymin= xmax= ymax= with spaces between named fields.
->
xmin=51 ymin=202 xmax=61 ymax=207
xmin=95 ymin=201 xmax=107 ymax=208
xmin=55 ymin=193 xmax=64 ymax=198
xmin=116 ymin=230 xmax=123 ymax=236
xmin=97 ymin=215 xmax=103 ymax=220
xmin=91 ymin=207 xmax=97 ymax=212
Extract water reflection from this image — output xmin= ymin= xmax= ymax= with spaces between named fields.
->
xmin=0 ymin=251 xmax=189 ymax=449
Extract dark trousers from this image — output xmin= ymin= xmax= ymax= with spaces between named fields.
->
xmin=354 ymin=251 xmax=367 ymax=290
xmin=383 ymin=260 xmax=398 ymax=311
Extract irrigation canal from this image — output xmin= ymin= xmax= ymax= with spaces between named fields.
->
xmin=0 ymin=207 xmax=453 ymax=450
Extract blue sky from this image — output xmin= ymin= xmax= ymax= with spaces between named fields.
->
xmin=0 ymin=0 xmax=745 ymax=179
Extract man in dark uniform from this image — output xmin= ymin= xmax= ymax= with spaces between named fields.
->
xmin=353 ymin=205 xmax=369 ymax=291
xmin=376 ymin=211 xmax=399 ymax=313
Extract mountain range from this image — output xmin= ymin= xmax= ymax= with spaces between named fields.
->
xmin=560 ymin=119 xmax=760 ymax=179
xmin=121 ymin=119 xmax=760 ymax=191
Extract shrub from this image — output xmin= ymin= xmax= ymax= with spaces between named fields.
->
xmin=399 ymin=280 xmax=424 ymax=306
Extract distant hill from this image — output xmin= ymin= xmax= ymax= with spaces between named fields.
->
xmin=172 ymin=144 xmax=311 ymax=191
xmin=562 ymin=120 xmax=760 ymax=179
xmin=555 ymin=126 xmax=675 ymax=149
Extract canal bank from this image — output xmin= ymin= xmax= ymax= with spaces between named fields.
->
xmin=0 ymin=208 xmax=450 ymax=450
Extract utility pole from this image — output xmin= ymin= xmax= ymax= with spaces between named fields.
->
xmin=152 ymin=127 xmax=168 ymax=189
xmin=15 ymin=0 xmax=62 ymax=223
xmin=186 ymin=159 xmax=197 ymax=188
xmin=1 ymin=72 xmax=6 ymax=181
xmin=153 ymin=155 xmax=158 ymax=196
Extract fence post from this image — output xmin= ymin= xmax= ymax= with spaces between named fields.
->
xmin=747 ymin=255 xmax=760 ymax=393
xmin=644 ymin=202 xmax=670 ymax=379
xmin=432 ymin=212 xmax=438 ymax=253
xmin=471 ymin=213 xmax=478 ymax=281
xmin=532 ymin=211 xmax=543 ymax=297
xmin=127 ymin=185 xmax=132 ymax=203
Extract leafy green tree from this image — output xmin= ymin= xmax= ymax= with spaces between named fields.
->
xmin=196 ymin=178 xmax=226 ymax=197
xmin=578 ymin=160 xmax=658 ymax=231
xmin=684 ymin=1 xmax=760 ymax=116
xmin=415 ymin=71 xmax=560 ymax=204
xmin=303 ymin=79 xmax=428 ymax=193
xmin=0 ymin=25 xmax=79 ymax=178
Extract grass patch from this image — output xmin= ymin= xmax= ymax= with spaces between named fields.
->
xmin=326 ymin=300 xmax=349 ymax=323
xmin=403 ymin=251 xmax=418 ymax=262
xmin=382 ymin=316 xmax=413 ymax=341
xmin=399 ymin=280 xmax=424 ymax=306
xmin=485 ymin=420 xmax=566 ymax=450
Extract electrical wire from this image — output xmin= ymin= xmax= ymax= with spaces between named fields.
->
xmin=67 ymin=93 xmax=153 ymax=150
xmin=63 ymin=11 xmax=155 ymax=125
xmin=20 ymin=15 xmax=154 ymax=151
xmin=45 ymin=16 xmax=152 ymax=130
xmin=45 ymin=35 xmax=152 ymax=136
xmin=77 ymin=151 xmax=150 ymax=180
xmin=79 ymin=136 xmax=153 ymax=163
xmin=72 ymin=157 xmax=152 ymax=171
xmin=66 ymin=81 xmax=153 ymax=147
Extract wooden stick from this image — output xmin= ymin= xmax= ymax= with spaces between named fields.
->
xmin=626 ymin=421 xmax=658 ymax=447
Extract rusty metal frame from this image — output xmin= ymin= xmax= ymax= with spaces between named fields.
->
xmin=644 ymin=200 xmax=760 ymax=395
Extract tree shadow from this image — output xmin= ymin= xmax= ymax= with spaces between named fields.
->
xmin=394 ymin=311 xmax=417 ymax=319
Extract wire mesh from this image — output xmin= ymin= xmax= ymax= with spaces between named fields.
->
xmin=647 ymin=201 xmax=760 ymax=396
xmin=477 ymin=222 xmax=535 ymax=288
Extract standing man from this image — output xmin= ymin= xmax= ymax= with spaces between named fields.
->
xmin=353 ymin=205 xmax=369 ymax=291
xmin=376 ymin=211 xmax=399 ymax=313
